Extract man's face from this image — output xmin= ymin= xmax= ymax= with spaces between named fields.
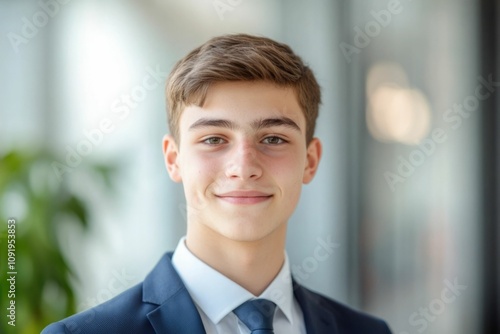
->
xmin=163 ymin=81 xmax=321 ymax=243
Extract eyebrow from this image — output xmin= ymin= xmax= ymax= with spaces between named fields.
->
xmin=188 ymin=118 xmax=235 ymax=130
xmin=252 ymin=117 xmax=301 ymax=132
xmin=188 ymin=117 xmax=301 ymax=132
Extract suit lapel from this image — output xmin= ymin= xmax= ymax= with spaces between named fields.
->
xmin=146 ymin=289 xmax=206 ymax=334
xmin=293 ymin=281 xmax=339 ymax=334
xmin=141 ymin=253 xmax=341 ymax=334
xmin=143 ymin=253 xmax=206 ymax=334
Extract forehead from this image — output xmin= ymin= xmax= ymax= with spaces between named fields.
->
xmin=179 ymin=81 xmax=305 ymax=131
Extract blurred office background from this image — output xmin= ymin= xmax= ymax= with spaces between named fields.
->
xmin=0 ymin=0 xmax=498 ymax=333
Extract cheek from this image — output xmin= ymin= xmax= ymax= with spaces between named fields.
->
xmin=269 ymin=154 xmax=306 ymax=191
xmin=181 ymin=154 xmax=222 ymax=192
xmin=180 ymin=149 xmax=217 ymax=173
xmin=274 ymin=150 xmax=306 ymax=175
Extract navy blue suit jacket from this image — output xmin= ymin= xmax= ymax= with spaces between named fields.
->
xmin=42 ymin=253 xmax=391 ymax=333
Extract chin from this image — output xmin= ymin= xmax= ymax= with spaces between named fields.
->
xmin=222 ymin=232 xmax=271 ymax=243
xmin=217 ymin=220 xmax=283 ymax=243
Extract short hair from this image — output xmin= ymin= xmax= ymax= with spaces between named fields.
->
xmin=165 ymin=33 xmax=321 ymax=144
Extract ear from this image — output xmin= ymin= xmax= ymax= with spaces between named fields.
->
xmin=302 ymin=137 xmax=322 ymax=184
xmin=162 ymin=134 xmax=182 ymax=183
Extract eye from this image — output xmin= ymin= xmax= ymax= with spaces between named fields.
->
xmin=262 ymin=136 xmax=286 ymax=145
xmin=203 ymin=137 xmax=226 ymax=145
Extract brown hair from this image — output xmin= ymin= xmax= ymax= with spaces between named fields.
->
xmin=166 ymin=33 xmax=321 ymax=144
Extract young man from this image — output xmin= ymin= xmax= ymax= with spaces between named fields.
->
xmin=42 ymin=34 xmax=392 ymax=333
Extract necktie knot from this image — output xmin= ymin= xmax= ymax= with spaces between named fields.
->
xmin=233 ymin=299 xmax=276 ymax=334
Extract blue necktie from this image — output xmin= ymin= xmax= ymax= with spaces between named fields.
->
xmin=233 ymin=299 xmax=276 ymax=334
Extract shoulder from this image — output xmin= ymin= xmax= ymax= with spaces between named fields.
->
xmin=41 ymin=253 xmax=184 ymax=334
xmin=295 ymin=284 xmax=392 ymax=333
xmin=41 ymin=283 xmax=156 ymax=334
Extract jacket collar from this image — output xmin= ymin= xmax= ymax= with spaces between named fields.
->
xmin=293 ymin=280 xmax=339 ymax=334
xmin=143 ymin=252 xmax=206 ymax=334
xmin=141 ymin=252 xmax=339 ymax=334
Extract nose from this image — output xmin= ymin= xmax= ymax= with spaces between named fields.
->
xmin=225 ymin=141 xmax=263 ymax=180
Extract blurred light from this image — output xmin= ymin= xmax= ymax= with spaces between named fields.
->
xmin=1 ymin=188 xmax=28 ymax=221
xmin=366 ymin=62 xmax=409 ymax=97
xmin=72 ymin=5 xmax=131 ymax=119
xmin=366 ymin=63 xmax=431 ymax=145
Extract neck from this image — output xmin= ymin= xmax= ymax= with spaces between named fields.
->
xmin=185 ymin=223 xmax=287 ymax=296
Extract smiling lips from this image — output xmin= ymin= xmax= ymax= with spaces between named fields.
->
xmin=216 ymin=191 xmax=273 ymax=204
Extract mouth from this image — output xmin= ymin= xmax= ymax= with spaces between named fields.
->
xmin=215 ymin=191 xmax=273 ymax=205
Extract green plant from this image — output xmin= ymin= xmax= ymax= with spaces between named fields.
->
xmin=0 ymin=149 xmax=116 ymax=334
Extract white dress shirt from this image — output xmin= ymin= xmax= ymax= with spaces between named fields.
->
xmin=172 ymin=237 xmax=306 ymax=334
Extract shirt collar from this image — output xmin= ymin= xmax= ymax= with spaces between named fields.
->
xmin=171 ymin=237 xmax=296 ymax=325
